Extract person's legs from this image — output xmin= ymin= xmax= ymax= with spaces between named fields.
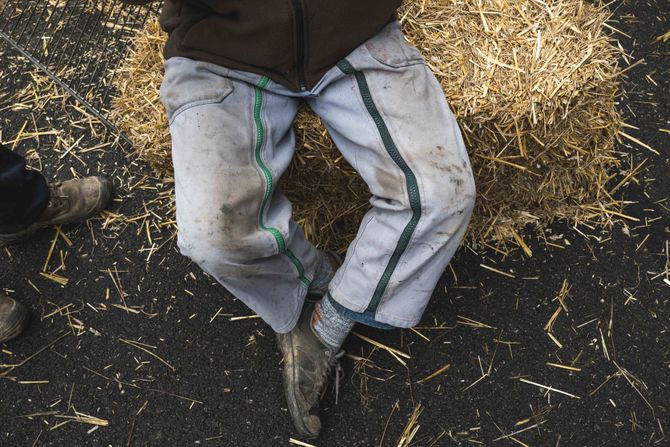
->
xmin=0 ymin=143 xmax=49 ymax=234
xmin=161 ymin=57 xmax=323 ymax=334
xmin=308 ymin=21 xmax=476 ymax=329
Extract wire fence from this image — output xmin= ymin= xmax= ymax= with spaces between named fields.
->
xmin=0 ymin=0 xmax=157 ymax=140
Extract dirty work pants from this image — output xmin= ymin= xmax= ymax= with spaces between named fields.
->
xmin=0 ymin=143 xmax=48 ymax=233
xmin=161 ymin=22 xmax=476 ymax=333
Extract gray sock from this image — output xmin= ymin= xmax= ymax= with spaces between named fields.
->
xmin=309 ymin=251 xmax=335 ymax=296
xmin=311 ymin=295 xmax=354 ymax=352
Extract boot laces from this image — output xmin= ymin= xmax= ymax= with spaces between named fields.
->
xmin=47 ymin=183 xmax=68 ymax=207
xmin=314 ymin=350 xmax=344 ymax=404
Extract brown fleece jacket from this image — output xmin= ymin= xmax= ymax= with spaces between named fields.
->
xmin=123 ymin=0 xmax=402 ymax=91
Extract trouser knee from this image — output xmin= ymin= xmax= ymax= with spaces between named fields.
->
xmin=422 ymin=161 xmax=476 ymax=226
xmin=176 ymin=229 xmax=274 ymax=279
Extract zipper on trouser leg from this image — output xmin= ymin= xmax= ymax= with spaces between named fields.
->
xmin=253 ymin=76 xmax=311 ymax=287
xmin=336 ymin=60 xmax=422 ymax=313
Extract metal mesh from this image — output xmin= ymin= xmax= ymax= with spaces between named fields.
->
xmin=0 ymin=0 xmax=157 ymax=140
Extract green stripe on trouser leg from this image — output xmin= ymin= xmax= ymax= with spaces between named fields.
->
xmin=336 ymin=60 xmax=422 ymax=313
xmin=253 ymin=76 xmax=311 ymax=287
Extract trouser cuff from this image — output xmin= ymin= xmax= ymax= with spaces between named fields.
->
xmin=325 ymin=293 xmax=394 ymax=330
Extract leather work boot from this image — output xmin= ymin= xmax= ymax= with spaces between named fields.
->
xmin=277 ymin=302 xmax=343 ymax=438
xmin=0 ymin=176 xmax=113 ymax=247
xmin=306 ymin=250 xmax=343 ymax=299
xmin=0 ymin=294 xmax=30 ymax=343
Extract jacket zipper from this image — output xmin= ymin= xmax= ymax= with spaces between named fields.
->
xmin=290 ymin=0 xmax=307 ymax=90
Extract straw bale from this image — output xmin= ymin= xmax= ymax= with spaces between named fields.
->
xmin=111 ymin=0 xmax=625 ymax=250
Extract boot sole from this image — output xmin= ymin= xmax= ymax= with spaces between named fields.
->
xmin=0 ymin=223 xmax=46 ymax=248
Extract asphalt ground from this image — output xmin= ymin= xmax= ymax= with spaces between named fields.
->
xmin=0 ymin=1 xmax=668 ymax=446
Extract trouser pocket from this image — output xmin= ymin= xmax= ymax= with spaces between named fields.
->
xmin=364 ymin=21 xmax=425 ymax=68
xmin=160 ymin=57 xmax=235 ymax=124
